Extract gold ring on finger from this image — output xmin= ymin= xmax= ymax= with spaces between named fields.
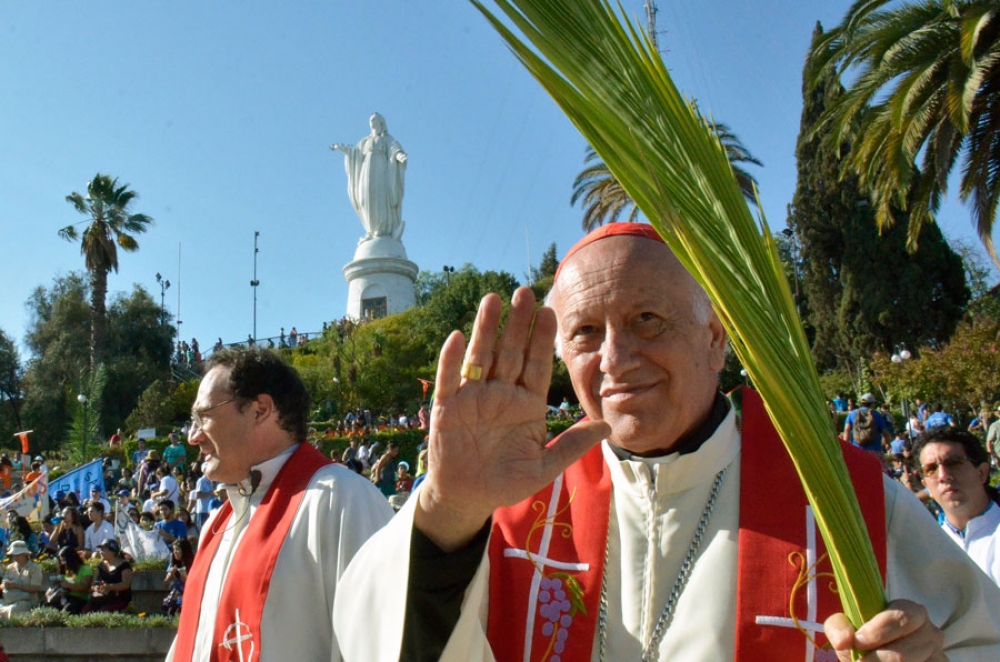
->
xmin=461 ymin=362 xmax=484 ymax=381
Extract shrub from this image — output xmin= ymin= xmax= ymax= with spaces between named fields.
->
xmin=0 ymin=607 xmax=178 ymax=629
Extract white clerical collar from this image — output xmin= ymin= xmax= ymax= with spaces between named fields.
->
xmin=224 ymin=443 xmax=299 ymax=502
xmin=603 ymin=406 xmax=740 ymax=497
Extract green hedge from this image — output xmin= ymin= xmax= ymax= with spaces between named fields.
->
xmin=0 ymin=607 xmax=177 ymax=628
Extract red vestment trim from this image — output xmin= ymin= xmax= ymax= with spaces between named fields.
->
xmin=735 ymin=388 xmax=887 ymax=661
xmin=487 ymin=388 xmax=887 ymax=662
xmin=172 ymin=443 xmax=331 ymax=662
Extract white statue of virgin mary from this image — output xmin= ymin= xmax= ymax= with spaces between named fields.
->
xmin=330 ymin=113 xmax=408 ymax=241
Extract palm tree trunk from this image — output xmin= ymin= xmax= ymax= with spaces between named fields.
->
xmin=89 ymin=268 xmax=108 ymax=370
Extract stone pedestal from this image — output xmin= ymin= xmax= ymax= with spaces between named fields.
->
xmin=343 ymin=236 xmax=418 ymax=320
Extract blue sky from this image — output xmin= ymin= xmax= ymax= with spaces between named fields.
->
xmin=1 ymin=1 xmax=994 ymax=355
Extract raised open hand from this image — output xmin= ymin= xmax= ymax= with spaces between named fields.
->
xmin=415 ymin=287 xmax=609 ymax=551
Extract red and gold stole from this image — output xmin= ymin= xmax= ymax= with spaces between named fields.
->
xmin=487 ymin=388 xmax=886 ymax=662
xmin=172 ymin=443 xmax=331 ymax=662
xmin=735 ymin=388 xmax=887 ymax=661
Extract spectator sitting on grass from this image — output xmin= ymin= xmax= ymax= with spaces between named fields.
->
xmin=83 ymin=538 xmax=132 ymax=614
xmin=82 ymin=502 xmax=116 ymax=556
xmin=5 ymin=511 xmax=39 ymax=555
xmin=141 ymin=485 xmax=158 ymax=514
xmin=154 ymin=500 xmax=187 ymax=544
xmin=139 ymin=511 xmax=156 ymax=531
xmin=151 ymin=466 xmax=180 ymax=503
xmin=86 ymin=484 xmax=112 ymax=517
xmin=53 ymin=507 xmax=86 ymax=551
xmin=0 ymin=540 xmax=43 ymax=619
xmin=162 ymin=538 xmax=195 ymax=616
xmin=46 ymin=545 xmax=94 ymax=614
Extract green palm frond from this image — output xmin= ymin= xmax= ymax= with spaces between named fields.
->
xmin=571 ymin=121 xmax=761 ymax=231
xmin=471 ymin=0 xmax=885 ymax=631
xmin=809 ymin=0 xmax=1000 ymax=267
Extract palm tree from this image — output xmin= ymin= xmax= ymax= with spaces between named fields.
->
xmin=571 ymin=120 xmax=762 ymax=231
xmin=809 ymin=0 xmax=1000 ymax=265
xmin=60 ymin=174 xmax=154 ymax=369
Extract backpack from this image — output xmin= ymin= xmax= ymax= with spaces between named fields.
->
xmin=854 ymin=409 xmax=878 ymax=447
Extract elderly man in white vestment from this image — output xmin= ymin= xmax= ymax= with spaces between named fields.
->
xmin=167 ymin=347 xmax=393 ymax=662
xmin=334 ymin=225 xmax=1000 ymax=661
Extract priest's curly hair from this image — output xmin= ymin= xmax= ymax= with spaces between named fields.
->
xmin=207 ymin=346 xmax=310 ymax=441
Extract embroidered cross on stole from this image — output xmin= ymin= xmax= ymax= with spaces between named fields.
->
xmin=172 ymin=443 xmax=331 ymax=662
xmin=487 ymin=388 xmax=886 ymax=662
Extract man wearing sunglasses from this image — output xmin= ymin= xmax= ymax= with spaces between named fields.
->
xmin=167 ymin=346 xmax=393 ymax=662
xmin=915 ymin=427 xmax=1000 ymax=585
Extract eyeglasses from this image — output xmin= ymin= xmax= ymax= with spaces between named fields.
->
xmin=191 ymin=398 xmax=238 ymax=430
xmin=920 ymin=456 xmax=972 ymax=478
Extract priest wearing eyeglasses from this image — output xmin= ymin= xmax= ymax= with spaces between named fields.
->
xmin=167 ymin=347 xmax=393 ymax=662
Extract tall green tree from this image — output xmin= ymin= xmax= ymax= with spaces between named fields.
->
xmin=809 ymin=0 xmax=1000 ymax=266
xmin=529 ymin=242 xmax=559 ymax=300
xmin=21 ymin=274 xmax=173 ymax=450
xmin=60 ymin=174 xmax=154 ymax=368
xmin=571 ymin=121 xmax=762 ymax=231
xmin=0 ymin=328 xmax=24 ymax=433
xmin=22 ymin=274 xmax=90 ymax=450
xmin=791 ymin=23 xmax=970 ymax=373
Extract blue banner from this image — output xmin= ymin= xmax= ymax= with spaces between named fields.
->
xmin=48 ymin=459 xmax=105 ymax=502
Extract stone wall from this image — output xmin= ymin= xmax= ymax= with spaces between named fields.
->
xmin=0 ymin=571 xmax=175 ymax=661
xmin=1 ymin=627 xmax=175 ymax=662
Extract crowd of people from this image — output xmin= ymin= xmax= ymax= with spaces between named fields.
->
xmin=174 ymin=317 xmax=372 ymax=373
xmin=0 ymin=433 xmax=229 ymax=619
xmin=0 ymin=398 xmax=436 ymax=620
xmin=835 ymin=390 xmax=1000 ymax=589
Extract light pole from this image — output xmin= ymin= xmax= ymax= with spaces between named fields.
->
xmin=76 ymin=393 xmax=89 ymax=458
xmin=443 ymin=265 xmax=455 ymax=284
xmin=155 ymin=273 xmax=171 ymax=326
xmin=891 ymin=344 xmax=912 ymax=425
xmin=251 ymin=231 xmax=260 ymax=342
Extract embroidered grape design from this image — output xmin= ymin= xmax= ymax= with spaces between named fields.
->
xmin=536 ymin=574 xmax=586 ymax=662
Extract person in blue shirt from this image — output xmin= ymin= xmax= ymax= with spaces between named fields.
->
xmin=889 ymin=430 xmax=909 ymax=456
xmin=843 ymin=392 xmax=891 ymax=452
xmin=153 ymin=499 xmax=187 ymax=544
xmin=925 ymin=404 xmax=957 ymax=430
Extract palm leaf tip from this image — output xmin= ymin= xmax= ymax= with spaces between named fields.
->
xmin=472 ymin=0 xmax=886 ymax=630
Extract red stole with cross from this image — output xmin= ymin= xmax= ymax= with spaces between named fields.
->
xmin=172 ymin=443 xmax=331 ymax=662
xmin=486 ymin=388 xmax=886 ymax=662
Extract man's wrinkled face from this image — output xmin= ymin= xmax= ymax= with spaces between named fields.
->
xmin=550 ymin=237 xmax=727 ymax=456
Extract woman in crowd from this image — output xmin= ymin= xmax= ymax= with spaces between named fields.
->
xmin=46 ymin=546 xmax=94 ymax=614
xmin=52 ymin=506 xmax=86 ymax=550
xmin=5 ymin=511 xmax=38 ymax=554
xmin=83 ymin=539 xmax=132 ymax=613
xmin=176 ymin=507 xmax=199 ymax=539
xmin=162 ymin=538 xmax=194 ymax=615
